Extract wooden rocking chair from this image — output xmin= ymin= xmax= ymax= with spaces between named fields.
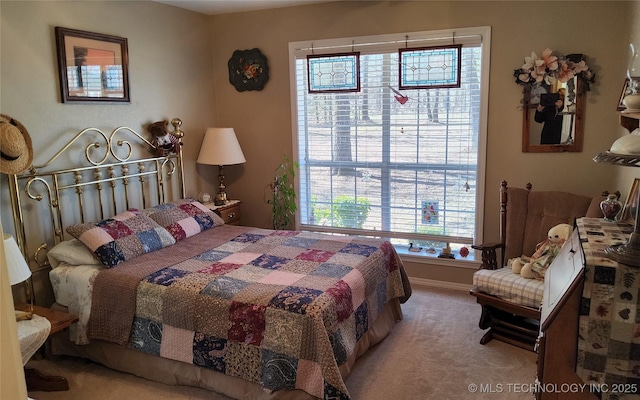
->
xmin=469 ymin=181 xmax=603 ymax=351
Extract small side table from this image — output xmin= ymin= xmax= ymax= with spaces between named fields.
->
xmin=204 ymin=200 xmax=242 ymax=225
xmin=16 ymin=304 xmax=78 ymax=392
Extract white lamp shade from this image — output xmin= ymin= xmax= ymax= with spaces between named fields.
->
xmin=197 ymin=128 xmax=246 ymax=166
xmin=3 ymin=234 xmax=31 ymax=285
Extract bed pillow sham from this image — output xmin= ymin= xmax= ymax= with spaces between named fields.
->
xmin=47 ymin=238 xmax=102 ymax=268
xmin=66 ymin=209 xmax=176 ymax=268
xmin=142 ymin=198 xmax=224 ymax=241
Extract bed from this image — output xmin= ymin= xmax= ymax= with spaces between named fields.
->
xmin=7 ymin=119 xmax=412 ymax=400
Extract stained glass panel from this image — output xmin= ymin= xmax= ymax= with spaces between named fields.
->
xmin=399 ymin=45 xmax=461 ymax=89
xmin=307 ymin=52 xmax=360 ymax=93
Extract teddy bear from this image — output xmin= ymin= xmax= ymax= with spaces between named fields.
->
xmin=147 ymin=120 xmax=180 ymax=157
xmin=511 ymin=223 xmax=572 ymax=280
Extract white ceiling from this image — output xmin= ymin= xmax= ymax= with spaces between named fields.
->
xmin=152 ymin=0 xmax=338 ymax=15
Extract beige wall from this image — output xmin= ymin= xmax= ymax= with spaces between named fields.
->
xmin=0 ymin=1 xmax=638 ymax=289
xmin=0 ymin=0 xmax=215 ymax=221
xmin=208 ymin=1 xmax=637 ymax=283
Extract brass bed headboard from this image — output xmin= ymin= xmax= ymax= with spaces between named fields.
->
xmin=7 ymin=118 xmax=186 ymax=303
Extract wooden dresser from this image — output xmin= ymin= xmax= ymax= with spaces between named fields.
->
xmin=537 ymin=218 xmax=638 ymax=400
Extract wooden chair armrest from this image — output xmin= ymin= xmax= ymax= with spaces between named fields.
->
xmin=471 ymin=242 xmax=505 ymax=270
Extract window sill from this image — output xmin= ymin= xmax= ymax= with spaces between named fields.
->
xmin=395 ymin=246 xmax=481 ymax=269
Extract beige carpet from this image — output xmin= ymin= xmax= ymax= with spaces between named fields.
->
xmin=27 ymin=286 xmax=537 ymax=400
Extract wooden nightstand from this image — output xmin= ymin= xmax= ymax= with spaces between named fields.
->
xmin=204 ymin=200 xmax=242 ymax=225
xmin=16 ymin=304 xmax=78 ymax=392
xmin=16 ymin=304 xmax=78 ymax=336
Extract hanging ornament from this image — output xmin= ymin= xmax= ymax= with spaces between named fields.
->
xmin=388 ymin=85 xmax=409 ymax=105
xmin=395 ymin=95 xmax=408 ymax=104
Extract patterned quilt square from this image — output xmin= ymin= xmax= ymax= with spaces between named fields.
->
xmin=220 ymin=252 xmax=262 ymax=266
xmin=354 ymin=301 xmax=369 ymax=341
xmin=262 ymin=308 xmax=307 ymax=358
xmin=197 ymin=262 xmax=242 ymax=276
xmin=326 ymin=280 xmax=353 ymax=322
xmin=268 ymin=245 xmax=306 ymax=260
xmin=339 ymin=242 xmax=378 ymax=257
xmin=327 ymin=252 xmax=367 ymax=268
xmin=195 ymin=249 xmax=232 ymax=262
xmin=278 ymin=259 xmax=322 ymax=275
xmin=251 ymin=254 xmax=289 ymax=270
xmin=292 ymin=275 xmax=339 ymax=292
xmin=225 ymin=265 xmax=272 ymax=283
xmin=228 ymin=301 xmax=267 ymax=346
xmin=226 ymin=341 xmax=262 ymax=383
xmin=295 ymin=359 xmax=324 ymax=399
xmin=312 ymin=262 xmax=352 ymax=279
xmin=241 ymin=242 xmax=278 ymax=255
xmin=201 ymin=276 xmax=252 ymax=300
xmin=97 ymin=219 xmax=134 ymax=238
xmin=308 ymin=239 xmax=349 ymax=253
xmin=296 ymin=249 xmax=334 ymax=263
xmin=170 ymin=258 xmax=212 ymax=273
xmin=145 ymin=268 xmax=191 ymax=286
xmin=232 ymin=233 xmax=266 ymax=244
xmin=232 ymin=283 xmax=285 ymax=306
xmin=269 ymin=287 xmax=323 ymax=314
xmin=282 ymin=237 xmax=318 ymax=249
xmin=213 ymin=240 xmax=251 ymax=253
xmin=342 ymin=269 xmax=366 ymax=310
xmin=135 ymin=281 xmax=166 ymax=321
xmin=170 ymin=271 xmax=216 ymax=293
xmin=160 ymin=325 xmax=195 ymax=364
xmin=261 ymin=349 xmax=298 ymax=391
xmin=135 ymin=230 xmax=165 ymax=253
xmin=193 ymin=332 xmax=227 ymax=373
xmin=162 ymin=284 xmax=203 ymax=332
xmin=128 ymin=316 xmax=162 ymax=356
xmin=194 ymin=295 xmax=231 ymax=338
xmin=328 ymin=329 xmax=348 ymax=365
xmin=260 ymin=270 xmax=305 ymax=286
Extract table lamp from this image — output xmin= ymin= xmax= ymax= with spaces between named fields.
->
xmin=197 ymin=128 xmax=246 ymax=206
xmin=3 ymin=233 xmax=33 ymax=319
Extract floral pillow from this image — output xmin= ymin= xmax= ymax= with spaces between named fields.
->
xmin=66 ymin=209 xmax=176 ymax=268
xmin=142 ymin=198 xmax=224 ymax=242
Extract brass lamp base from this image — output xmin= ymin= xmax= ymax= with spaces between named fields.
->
xmin=214 ymin=192 xmax=228 ymax=206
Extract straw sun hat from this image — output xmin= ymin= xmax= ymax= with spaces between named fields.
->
xmin=0 ymin=114 xmax=33 ymax=175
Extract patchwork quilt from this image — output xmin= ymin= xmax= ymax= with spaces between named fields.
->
xmin=87 ymin=224 xmax=411 ymax=399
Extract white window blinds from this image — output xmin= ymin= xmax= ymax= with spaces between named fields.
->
xmin=289 ymin=27 xmax=490 ymax=251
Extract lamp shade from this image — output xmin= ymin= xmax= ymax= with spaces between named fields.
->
xmin=197 ymin=128 xmax=246 ymax=166
xmin=3 ymin=234 xmax=31 ymax=285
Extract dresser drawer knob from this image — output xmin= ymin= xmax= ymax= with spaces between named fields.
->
xmin=228 ymin=212 xmax=236 ymax=219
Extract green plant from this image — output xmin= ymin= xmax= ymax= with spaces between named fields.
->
xmin=332 ymin=196 xmax=371 ymax=229
xmin=270 ymin=155 xmax=298 ymax=230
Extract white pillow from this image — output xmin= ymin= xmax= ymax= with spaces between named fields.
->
xmin=47 ymin=238 xmax=101 ymax=268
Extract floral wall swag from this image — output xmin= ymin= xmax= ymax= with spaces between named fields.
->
xmin=513 ymin=48 xmax=595 ymax=103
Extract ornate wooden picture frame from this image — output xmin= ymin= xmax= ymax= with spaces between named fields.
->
xmin=55 ymin=27 xmax=130 ymax=103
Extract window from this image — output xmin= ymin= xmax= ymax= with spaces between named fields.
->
xmin=289 ymin=27 xmax=490 ymax=257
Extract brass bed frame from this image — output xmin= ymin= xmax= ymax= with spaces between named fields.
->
xmin=7 ymin=118 xmax=405 ymax=399
xmin=7 ymin=118 xmax=185 ymax=304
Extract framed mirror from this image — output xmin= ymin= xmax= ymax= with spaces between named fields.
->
xmin=55 ymin=27 xmax=130 ymax=103
xmin=522 ymin=77 xmax=585 ymax=152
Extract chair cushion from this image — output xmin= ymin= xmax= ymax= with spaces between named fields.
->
xmin=473 ymin=268 xmax=543 ymax=309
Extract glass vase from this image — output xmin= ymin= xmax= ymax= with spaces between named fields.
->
xmin=628 ymin=43 xmax=640 ymax=94
xmin=600 ymin=194 xmax=623 ymax=222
